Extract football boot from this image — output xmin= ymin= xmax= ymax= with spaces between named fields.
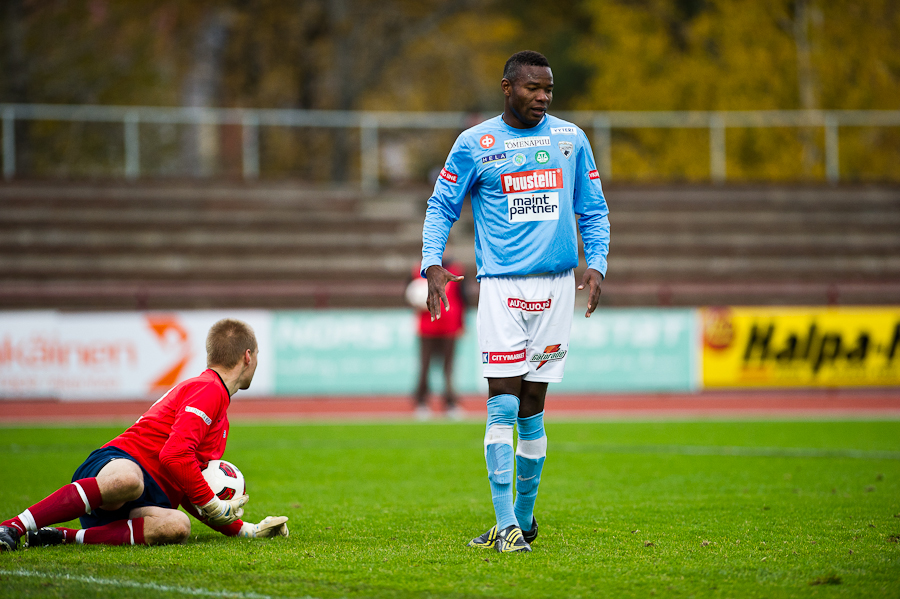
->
xmin=522 ymin=517 xmax=539 ymax=544
xmin=495 ymin=524 xmax=531 ymax=553
xmin=468 ymin=517 xmax=539 ymax=549
xmin=0 ymin=525 xmax=21 ymax=552
xmin=24 ymin=527 xmax=66 ymax=548
xmin=467 ymin=524 xmax=498 ymax=548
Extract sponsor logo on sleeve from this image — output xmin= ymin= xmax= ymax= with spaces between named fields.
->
xmin=531 ymin=344 xmax=567 ymax=370
xmin=185 ymin=405 xmax=212 ymax=425
xmin=439 ymin=167 xmax=458 ymax=183
xmin=504 ymin=136 xmax=551 ymax=151
xmin=535 ymin=150 xmax=550 ymax=164
xmin=480 ymin=134 xmax=496 ymax=149
xmin=507 ymin=297 xmax=552 ymax=312
xmin=558 ymin=141 xmax=574 ymax=159
xmin=551 ymin=126 xmax=577 ymax=135
xmin=485 ymin=350 xmax=527 ymax=364
xmin=588 ymin=169 xmax=600 ymax=180
xmin=481 ymin=152 xmax=507 ymax=165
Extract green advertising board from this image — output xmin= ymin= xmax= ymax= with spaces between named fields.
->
xmin=273 ymin=310 xmax=418 ymax=394
xmin=273 ymin=308 xmax=696 ymax=395
xmin=560 ymin=308 xmax=697 ymax=392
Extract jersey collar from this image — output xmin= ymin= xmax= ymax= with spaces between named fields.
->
xmin=208 ymin=368 xmax=232 ymax=403
xmin=499 ymin=113 xmax=548 ymax=133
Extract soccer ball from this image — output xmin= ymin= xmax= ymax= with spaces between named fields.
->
xmin=405 ymin=278 xmax=429 ymax=311
xmin=201 ymin=460 xmax=246 ymax=501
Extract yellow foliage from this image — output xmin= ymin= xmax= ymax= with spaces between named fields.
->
xmin=4 ymin=0 xmax=898 ymax=181
xmin=573 ymin=0 xmax=900 ymax=180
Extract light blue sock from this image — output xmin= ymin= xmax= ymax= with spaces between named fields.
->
xmin=514 ymin=411 xmax=546 ymax=531
xmin=484 ymin=394 xmax=519 ymax=531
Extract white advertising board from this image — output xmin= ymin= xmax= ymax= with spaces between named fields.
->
xmin=0 ymin=311 xmax=273 ymax=400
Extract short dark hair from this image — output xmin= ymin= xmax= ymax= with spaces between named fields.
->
xmin=206 ymin=318 xmax=257 ymax=369
xmin=503 ymin=51 xmax=551 ymax=82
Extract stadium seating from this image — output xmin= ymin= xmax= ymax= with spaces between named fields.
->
xmin=603 ymin=185 xmax=900 ymax=306
xmin=0 ymin=181 xmax=897 ymax=310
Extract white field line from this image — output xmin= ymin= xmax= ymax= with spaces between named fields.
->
xmin=0 ymin=569 xmax=322 ymax=599
xmin=3 ymin=439 xmax=898 ymax=461
xmin=555 ymin=443 xmax=900 ymax=460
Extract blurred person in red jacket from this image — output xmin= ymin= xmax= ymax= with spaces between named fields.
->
xmin=406 ymin=260 xmax=468 ymax=420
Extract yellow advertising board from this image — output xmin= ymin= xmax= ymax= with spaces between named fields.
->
xmin=701 ymin=306 xmax=900 ymax=388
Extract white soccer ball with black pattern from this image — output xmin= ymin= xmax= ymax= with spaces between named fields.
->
xmin=201 ymin=460 xmax=246 ymax=501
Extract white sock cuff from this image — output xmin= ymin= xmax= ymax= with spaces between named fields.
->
xmin=516 ymin=436 xmax=547 ymax=459
xmin=484 ymin=424 xmax=514 ymax=448
xmin=18 ymin=509 xmax=37 ymax=532
xmin=127 ymin=519 xmax=135 ymax=545
xmin=72 ymin=482 xmax=92 ymax=515
xmin=75 ymin=529 xmax=86 ymax=544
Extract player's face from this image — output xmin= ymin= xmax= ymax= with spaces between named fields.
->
xmin=503 ymin=66 xmax=553 ymax=128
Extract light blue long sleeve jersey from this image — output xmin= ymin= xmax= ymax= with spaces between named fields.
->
xmin=421 ymin=114 xmax=610 ymax=280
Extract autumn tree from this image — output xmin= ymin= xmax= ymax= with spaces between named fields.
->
xmin=1 ymin=0 xmax=897 ymax=181
xmin=574 ymin=0 xmax=900 ymax=180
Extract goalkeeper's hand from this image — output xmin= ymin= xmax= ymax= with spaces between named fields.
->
xmin=198 ymin=494 xmax=249 ymax=526
xmin=239 ymin=516 xmax=289 ymax=538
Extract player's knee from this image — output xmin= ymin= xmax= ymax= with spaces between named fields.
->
xmin=487 ymin=393 xmax=519 ymax=424
xmin=101 ymin=471 xmax=144 ymax=504
xmin=519 ymin=383 xmax=548 ymax=412
xmin=115 ymin=472 xmax=143 ymax=502
xmin=97 ymin=459 xmax=145 ymax=504
xmin=147 ymin=511 xmax=191 ymax=546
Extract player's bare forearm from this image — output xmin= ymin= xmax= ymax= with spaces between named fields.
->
xmin=424 ymin=264 xmax=464 ymax=321
xmin=577 ymin=268 xmax=603 ymax=318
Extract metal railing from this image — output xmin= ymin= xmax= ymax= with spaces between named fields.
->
xmin=2 ymin=103 xmax=899 ymax=190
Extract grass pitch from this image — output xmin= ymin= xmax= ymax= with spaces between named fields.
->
xmin=1 ymin=419 xmax=899 ymax=598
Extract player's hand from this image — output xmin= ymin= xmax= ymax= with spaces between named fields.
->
xmin=239 ymin=516 xmax=290 ymax=539
xmin=577 ymin=268 xmax=604 ymax=318
xmin=199 ymin=494 xmax=249 ymax=526
xmin=424 ymin=265 xmax=464 ymax=322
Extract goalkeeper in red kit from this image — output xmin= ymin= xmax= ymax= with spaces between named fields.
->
xmin=0 ymin=318 xmax=288 ymax=551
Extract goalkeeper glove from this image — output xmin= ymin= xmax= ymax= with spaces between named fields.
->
xmin=198 ymin=494 xmax=249 ymax=526
xmin=239 ymin=516 xmax=289 ymax=538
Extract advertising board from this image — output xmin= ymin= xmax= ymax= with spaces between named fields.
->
xmin=702 ymin=306 xmax=900 ymax=387
xmin=0 ymin=311 xmax=273 ymax=400
xmin=273 ymin=308 xmax=698 ymax=395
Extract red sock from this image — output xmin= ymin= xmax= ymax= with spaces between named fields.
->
xmin=79 ymin=518 xmax=145 ymax=546
xmin=2 ymin=478 xmax=102 ymax=535
xmin=0 ymin=518 xmax=26 ymax=536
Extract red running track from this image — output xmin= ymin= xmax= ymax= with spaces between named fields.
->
xmin=1 ymin=389 xmax=899 ymax=423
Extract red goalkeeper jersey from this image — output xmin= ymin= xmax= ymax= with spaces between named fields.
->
xmin=105 ymin=369 xmax=230 ymax=509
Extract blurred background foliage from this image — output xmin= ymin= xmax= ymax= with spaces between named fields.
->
xmin=1 ymin=0 xmax=898 ymax=182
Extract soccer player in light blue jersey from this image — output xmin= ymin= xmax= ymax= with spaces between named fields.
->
xmin=420 ymin=50 xmax=610 ymax=553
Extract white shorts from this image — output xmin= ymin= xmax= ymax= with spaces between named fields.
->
xmin=477 ymin=270 xmax=575 ymax=383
